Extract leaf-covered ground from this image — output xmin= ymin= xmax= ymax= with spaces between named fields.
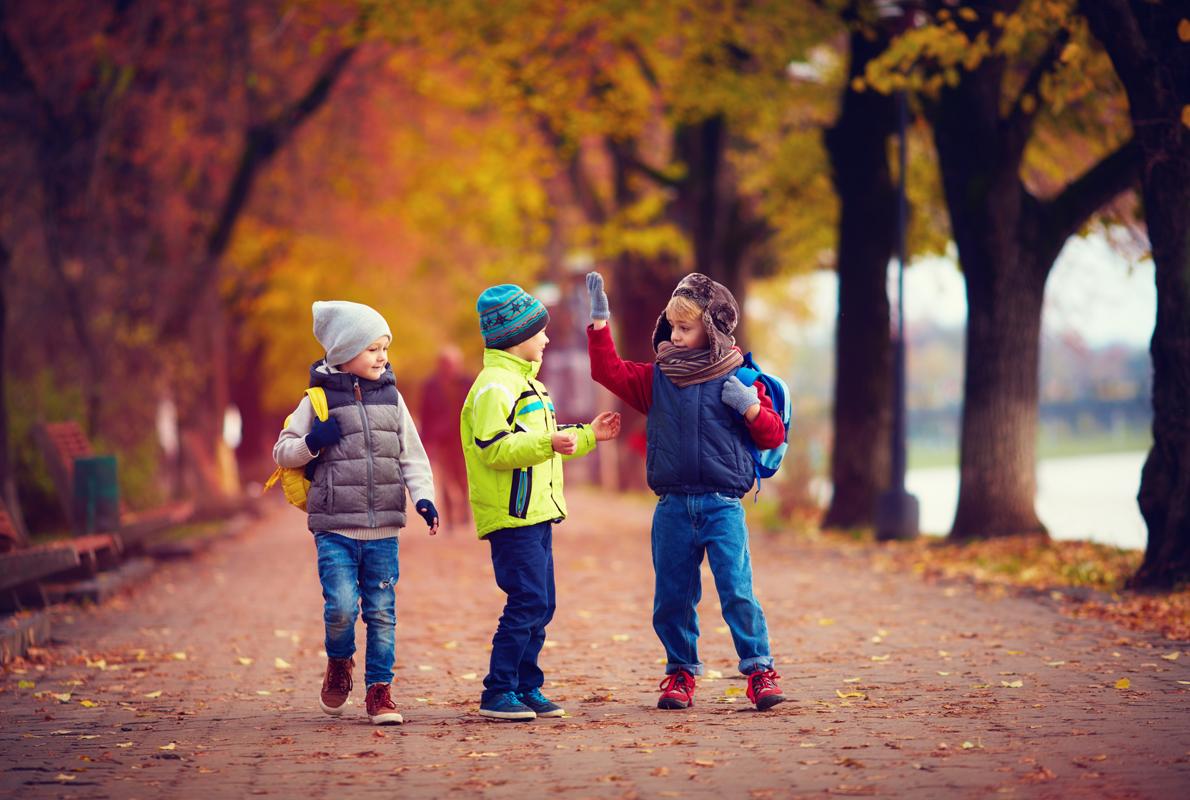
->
xmin=1 ymin=488 xmax=1187 ymax=798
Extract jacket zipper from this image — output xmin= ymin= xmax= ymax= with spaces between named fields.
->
xmin=354 ymin=379 xmax=376 ymax=528
xmin=531 ymin=381 xmax=566 ymax=519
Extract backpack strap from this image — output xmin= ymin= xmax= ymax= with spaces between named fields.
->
xmin=306 ymin=387 xmax=329 ymax=421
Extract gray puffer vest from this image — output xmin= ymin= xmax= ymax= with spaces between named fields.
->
xmin=305 ymin=361 xmax=408 ymax=530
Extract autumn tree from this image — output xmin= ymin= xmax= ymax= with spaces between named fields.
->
xmin=1080 ymin=1 xmax=1190 ymax=589
xmin=865 ymin=0 xmax=1138 ymax=539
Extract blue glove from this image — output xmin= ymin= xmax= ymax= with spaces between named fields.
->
xmin=721 ymin=376 xmax=759 ymax=416
xmin=586 ymin=271 xmax=610 ymax=320
xmin=305 ymin=416 xmax=342 ymax=453
xmin=415 ymin=499 xmax=439 ymax=529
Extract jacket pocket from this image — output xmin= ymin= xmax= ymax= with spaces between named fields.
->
xmin=508 ymin=467 xmax=532 ymax=519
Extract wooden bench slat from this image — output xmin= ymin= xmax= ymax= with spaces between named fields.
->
xmin=0 ymin=544 xmax=81 ymax=592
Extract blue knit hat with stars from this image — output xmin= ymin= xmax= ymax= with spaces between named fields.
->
xmin=477 ymin=284 xmax=550 ymax=349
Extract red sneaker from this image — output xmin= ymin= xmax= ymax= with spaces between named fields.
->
xmin=657 ymin=669 xmax=696 ymax=709
xmin=319 ymin=657 xmax=353 ymax=715
xmin=746 ymin=669 xmax=786 ymax=710
xmin=365 ymin=682 xmax=404 ymax=725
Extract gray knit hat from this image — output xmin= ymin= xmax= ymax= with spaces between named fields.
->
xmin=312 ymin=300 xmax=392 ymax=366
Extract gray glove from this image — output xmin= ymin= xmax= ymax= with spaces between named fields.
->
xmin=586 ymin=271 xmax=610 ymax=320
xmin=721 ymin=376 xmax=759 ymax=416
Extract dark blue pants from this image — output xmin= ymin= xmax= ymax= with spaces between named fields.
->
xmin=482 ymin=522 xmax=555 ymax=703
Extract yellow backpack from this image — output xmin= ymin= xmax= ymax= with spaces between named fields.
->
xmin=263 ymin=387 xmax=329 ymax=510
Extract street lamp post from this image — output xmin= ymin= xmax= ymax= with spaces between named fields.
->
xmin=875 ymin=0 xmax=919 ymax=542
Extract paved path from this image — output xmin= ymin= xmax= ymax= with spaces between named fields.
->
xmin=1 ymin=488 xmax=1188 ymax=798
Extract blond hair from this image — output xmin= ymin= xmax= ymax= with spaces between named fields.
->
xmin=665 ymin=294 xmax=703 ymax=323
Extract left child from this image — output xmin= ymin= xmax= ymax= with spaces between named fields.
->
xmin=273 ymin=300 xmax=440 ymax=725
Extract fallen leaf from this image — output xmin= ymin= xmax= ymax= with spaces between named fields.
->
xmin=937 ymin=671 xmax=951 ymax=676
xmin=442 ymin=641 xmax=459 ymax=650
xmin=256 ymin=690 xmax=271 ymax=696
xmin=724 ymin=687 xmax=745 ymax=697
xmin=144 ymin=691 xmax=163 ymax=699
xmin=172 ymin=652 xmax=187 ymax=661
xmin=1045 ymin=661 xmax=1066 ymax=667
xmin=843 ymin=677 xmax=861 ymax=683
xmin=79 ymin=699 xmax=99 ymax=708
xmin=818 ymin=618 xmax=835 ymax=626
xmin=236 ymin=657 xmax=253 ymax=666
xmin=692 ymin=759 xmax=715 ymax=767
xmin=870 ymin=655 xmax=890 ymax=662
xmin=54 ymin=774 xmax=76 ymax=782
xmin=160 ymin=742 xmax=177 ymax=750
xmin=705 ymin=669 xmax=723 ymax=679
xmin=1114 ymin=678 xmax=1131 ymax=690
xmin=117 ymin=742 xmax=134 ymax=748
xmin=1160 ymin=652 xmax=1180 ymax=661
xmin=52 ymin=693 xmax=72 ymax=703
xmin=1000 ymin=680 xmax=1024 ymax=688
xmin=961 ymin=741 xmax=976 ymax=749
xmin=274 ymin=658 xmax=291 ymax=670
xmin=417 ymin=665 xmax=434 ymax=672
xmin=836 ymin=690 xmax=865 ymax=699
xmin=611 ymin=634 xmax=631 ymax=642
xmin=1006 ymin=650 xmax=1025 ymax=656
xmin=460 ymin=673 xmax=478 ymax=681
xmin=17 ymin=680 xmax=34 ymax=689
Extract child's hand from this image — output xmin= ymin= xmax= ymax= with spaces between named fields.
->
xmin=305 ymin=416 xmax=342 ymax=453
xmin=586 ymin=271 xmax=610 ymax=323
xmin=721 ymin=376 xmax=760 ymax=417
xmin=591 ymin=411 xmax=622 ymax=441
xmin=415 ymin=499 xmax=439 ymax=536
xmin=551 ymin=431 xmax=578 ymax=455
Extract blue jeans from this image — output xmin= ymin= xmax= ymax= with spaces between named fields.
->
xmin=482 ymin=522 xmax=555 ymax=703
xmin=651 ymin=492 xmax=773 ymax=676
xmin=314 ymin=532 xmax=399 ymax=686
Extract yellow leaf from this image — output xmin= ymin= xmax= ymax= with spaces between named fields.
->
xmin=871 ymin=655 xmax=890 ymax=662
xmin=843 ymin=677 xmax=861 ymax=683
xmin=460 ymin=672 xmax=478 ymax=681
xmin=117 ymin=742 xmax=134 ymax=748
xmin=836 ymin=690 xmax=866 ymax=699
xmin=1160 ymin=651 xmax=1180 ymax=661
xmin=1179 ymin=19 xmax=1190 ymax=43
xmin=724 ymin=687 xmax=745 ymax=697
xmin=144 ymin=690 xmax=163 ymax=699
xmin=1114 ymin=678 xmax=1131 ymax=690
xmin=417 ymin=665 xmax=434 ymax=672
xmin=705 ymin=669 xmax=723 ymax=680
xmin=1000 ymin=680 xmax=1023 ymax=688
xmin=55 ymin=774 xmax=76 ymax=782
xmin=17 ymin=680 xmax=34 ymax=689
xmin=1045 ymin=661 xmax=1066 ymax=667
xmin=1006 ymin=650 xmax=1024 ymax=656
xmin=442 ymin=641 xmax=459 ymax=650
xmin=958 ymin=8 xmax=978 ymax=22
xmin=256 ymin=690 xmax=271 ymax=696
xmin=274 ymin=658 xmax=291 ymax=670
xmin=86 ymin=658 xmax=107 ymax=670
xmin=236 ymin=657 xmax=254 ymax=666
xmin=961 ymin=741 xmax=976 ymax=749
xmin=937 ymin=671 xmax=951 ymax=676
xmin=52 ymin=693 xmax=72 ymax=703
xmin=159 ymin=742 xmax=177 ymax=750
xmin=79 ymin=700 xmax=99 ymax=708
xmin=1177 ymin=680 xmax=1190 ymax=686
xmin=818 ymin=618 xmax=835 ymax=626
xmin=172 ymin=652 xmax=187 ymax=661
xmin=611 ymin=634 xmax=631 ymax=642
xmin=692 ymin=759 xmax=715 ymax=767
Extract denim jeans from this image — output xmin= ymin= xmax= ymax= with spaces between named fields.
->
xmin=651 ymin=492 xmax=773 ymax=676
xmin=314 ymin=532 xmax=399 ymax=686
xmin=482 ymin=522 xmax=555 ymax=703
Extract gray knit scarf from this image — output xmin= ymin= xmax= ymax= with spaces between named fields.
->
xmin=656 ymin=342 xmax=743 ymax=388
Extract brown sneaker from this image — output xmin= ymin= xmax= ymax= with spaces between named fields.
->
xmin=319 ymin=656 xmax=354 ymax=715
xmin=365 ymin=682 xmax=404 ymax=725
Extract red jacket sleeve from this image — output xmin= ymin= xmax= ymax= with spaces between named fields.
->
xmin=587 ymin=324 xmax=654 ymax=414
xmin=746 ymin=381 xmax=787 ymax=450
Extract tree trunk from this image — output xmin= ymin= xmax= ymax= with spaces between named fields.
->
xmin=820 ymin=26 xmax=898 ymax=530
xmin=932 ymin=54 xmax=1049 ymax=539
xmin=0 ymin=237 xmax=26 ymax=541
xmin=1081 ymin=0 xmax=1190 ymax=588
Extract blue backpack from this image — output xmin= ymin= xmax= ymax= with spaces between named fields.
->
xmin=735 ymin=353 xmax=792 ymax=494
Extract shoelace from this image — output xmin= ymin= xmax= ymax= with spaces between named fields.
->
xmin=524 ymin=688 xmax=549 ymax=705
xmin=369 ymin=684 xmax=395 ymax=709
xmin=326 ymin=661 xmax=352 ymax=693
xmin=499 ymin=691 xmax=524 ymax=707
xmin=749 ymin=670 xmax=781 ymax=693
xmin=659 ymin=672 xmax=691 ymax=694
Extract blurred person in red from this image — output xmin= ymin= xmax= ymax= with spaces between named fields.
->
xmin=418 ymin=345 xmax=472 ymax=532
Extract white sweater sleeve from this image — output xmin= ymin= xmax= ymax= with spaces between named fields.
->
xmin=396 ymin=394 xmax=436 ymax=506
xmin=272 ymin=396 xmax=319 ymax=468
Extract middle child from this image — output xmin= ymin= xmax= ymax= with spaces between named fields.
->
xmin=461 ymin=284 xmax=621 ymax=721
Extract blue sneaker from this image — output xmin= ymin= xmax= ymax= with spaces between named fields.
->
xmin=518 ymin=688 xmax=565 ymax=718
xmin=478 ymin=691 xmax=536 ymax=720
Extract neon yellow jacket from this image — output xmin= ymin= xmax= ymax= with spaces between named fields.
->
xmin=461 ymin=348 xmax=596 ymax=538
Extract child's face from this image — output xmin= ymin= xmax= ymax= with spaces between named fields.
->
xmin=667 ymin=312 xmax=708 ymax=350
xmin=506 ymin=328 xmax=549 ymax=363
xmin=340 ymin=336 xmax=391 ymax=380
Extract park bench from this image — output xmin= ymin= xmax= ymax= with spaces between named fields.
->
xmin=34 ymin=420 xmax=194 ymax=548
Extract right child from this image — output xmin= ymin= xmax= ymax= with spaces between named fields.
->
xmin=584 ymin=271 xmax=788 ymax=711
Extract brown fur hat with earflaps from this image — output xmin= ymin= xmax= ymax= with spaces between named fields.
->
xmin=651 ymin=272 xmax=740 ymax=361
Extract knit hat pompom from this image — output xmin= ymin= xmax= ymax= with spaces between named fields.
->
xmin=476 ymin=284 xmax=550 ymax=349
xmin=312 ymin=300 xmax=392 ymax=366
